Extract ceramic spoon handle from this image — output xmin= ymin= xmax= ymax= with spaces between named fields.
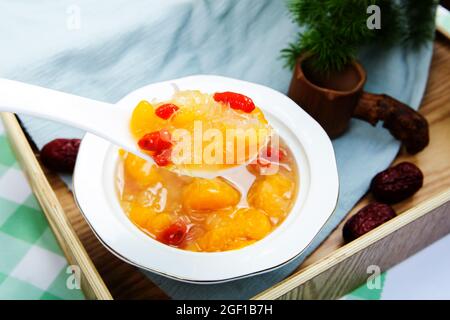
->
xmin=0 ymin=78 xmax=118 ymax=131
xmin=0 ymin=78 xmax=134 ymax=148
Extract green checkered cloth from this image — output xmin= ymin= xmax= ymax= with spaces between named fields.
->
xmin=343 ymin=273 xmax=386 ymax=300
xmin=0 ymin=123 xmax=84 ymax=300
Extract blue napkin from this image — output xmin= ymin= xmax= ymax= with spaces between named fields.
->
xmin=1 ymin=0 xmax=433 ymax=299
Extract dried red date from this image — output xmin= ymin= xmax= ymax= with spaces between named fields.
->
xmin=343 ymin=203 xmax=396 ymax=242
xmin=40 ymin=138 xmax=81 ymax=173
xmin=370 ymin=162 xmax=423 ymax=204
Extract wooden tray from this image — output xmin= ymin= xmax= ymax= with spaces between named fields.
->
xmin=1 ymin=38 xmax=449 ymax=300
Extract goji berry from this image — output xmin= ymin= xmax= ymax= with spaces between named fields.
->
xmin=255 ymin=146 xmax=286 ymax=168
xmin=256 ymin=157 xmax=272 ymax=168
xmin=213 ymin=91 xmax=256 ymax=113
xmin=155 ymin=103 xmax=179 ymax=120
xmin=265 ymin=146 xmax=286 ymax=162
xmin=152 ymin=148 xmax=172 ymax=167
xmin=158 ymin=221 xmax=187 ymax=246
xmin=138 ymin=130 xmax=172 ymax=153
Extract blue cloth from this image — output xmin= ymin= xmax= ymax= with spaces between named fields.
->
xmin=1 ymin=0 xmax=433 ymax=299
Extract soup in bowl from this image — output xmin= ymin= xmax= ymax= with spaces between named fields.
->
xmin=118 ymin=89 xmax=299 ymax=252
xmin=73 ymin=75 xmax=338 ymax=283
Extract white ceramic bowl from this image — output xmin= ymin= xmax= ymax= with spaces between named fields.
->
xmin=73 ymin=75 xmax=338 ymax=283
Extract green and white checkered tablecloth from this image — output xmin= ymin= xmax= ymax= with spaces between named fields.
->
xmin=0 ymin=123 xmax=84 ymax=300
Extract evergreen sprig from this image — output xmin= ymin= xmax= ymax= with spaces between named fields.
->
xmin=402 ymin=0 xmax=438 ymax=48
xmin=283 ymin=0 xmax=438 ymax=73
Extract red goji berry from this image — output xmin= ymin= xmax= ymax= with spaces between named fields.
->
xmin=213 ymin=92 xmax=256 ymax=113
xmin=138 ymin=130 xmax=172 ymax=152
xmin=155 ymin=103 xmax=179 ymax=120
xmin=255 ymin=146 xmax=286 ymax=168
xmin=265 ymin=146 xmax=286 ymax=162
xmin=256 ymin=157 xmax=272 ymax=168
xmin=152 ymin=148 xmax=172 ymax=167
xmin=158 ymin=221 xmax=187 ymax=246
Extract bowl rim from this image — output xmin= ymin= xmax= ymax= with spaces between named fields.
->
xmin=73 ymin=75 xmax=339 ymax=283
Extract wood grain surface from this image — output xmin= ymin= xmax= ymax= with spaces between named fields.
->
xmin=2 ymin=37 xmax=449 ymax=300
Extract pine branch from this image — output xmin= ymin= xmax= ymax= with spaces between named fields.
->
xmin=372 ymin=0 xmax=404 ymax=46
xmin=284 ymin=0 xmax=377 ymax=73
xmin=281 ymin=41 xmax=303 ymax=70
xmin=283 ymin=0 xmax=437 ymax=73
xmin=401 ymin=0 xmax=438 ymax=48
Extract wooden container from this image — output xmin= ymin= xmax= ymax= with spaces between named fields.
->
xmin=1 ymin=39 xmax=449 ymax=300
xmin=288 ymin=54 xmax=429 ymax=143
xmin=288 ymin=55 xmax=366 ymax=138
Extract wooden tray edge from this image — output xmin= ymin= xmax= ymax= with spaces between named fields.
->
xmin=0 ymin=112 xmax=112 ymax=300
xmin=253 ymin=188 xmax=450 ymax=299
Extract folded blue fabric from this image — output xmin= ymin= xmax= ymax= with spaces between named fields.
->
xmin=1 ymin=0 xmax=433 ymax=299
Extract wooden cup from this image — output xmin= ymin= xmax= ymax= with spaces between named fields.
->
xmin=287 ymin=55 xmax=429 ymax=153
xmin=288 ymin=55 xmax=367 ymax=138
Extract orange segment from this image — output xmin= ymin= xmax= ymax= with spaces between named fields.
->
xmin=128 ymin=205 xmax=157 ymax=228
xmin=130 ymin=100 xmax=164 ymax=138
xmin=182 ymin=178 xmax=241 ymax=212
xmin=196 ymin=208 xmax=271 ymax=252
xmin=145 ymin=213 xmax=174 ymax=237
xmin=248 ymin=174 xmax=295 ymax=219
xmin=170 ymin=108 xmax=196 ymax=128
xmin=235 ymin=208 xmax=272 ymax=240
xmin=123 ymin=152 xmax=161 ymax=187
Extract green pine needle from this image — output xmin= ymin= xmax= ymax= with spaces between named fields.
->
xmin=283 ymin=0 xmax=436 ymax=73
xmin=401 ymin=0 xmax=438 ymax=48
